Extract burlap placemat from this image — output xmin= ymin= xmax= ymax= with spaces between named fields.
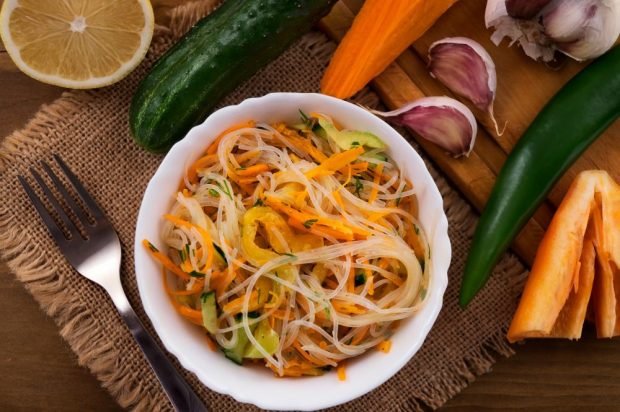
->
xmin=0 ymin=2 xmax=526 ymax=411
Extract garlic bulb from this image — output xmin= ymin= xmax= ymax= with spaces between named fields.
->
xmin=429 ymin=37 xmax=503 ymax=136
xmin=485 ymin=0 xmax=620 ymax=62
xmin=370 ymin=96 xmax=478 ymax=157
xmin=506 ymin=0 xmax=552 ymax=19
xmin=544 ymin=0 xmax=620 ymax=61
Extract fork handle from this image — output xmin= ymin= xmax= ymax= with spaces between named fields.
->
xmin=116 ymin=300 xmax=208 ymax=412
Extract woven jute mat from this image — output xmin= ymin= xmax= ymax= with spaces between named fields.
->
xmin=0 ymin=2 xmax=526 ymax=411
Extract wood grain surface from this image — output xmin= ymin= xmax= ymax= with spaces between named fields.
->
xmin=1 ymin=1 xmax=620 ymax=411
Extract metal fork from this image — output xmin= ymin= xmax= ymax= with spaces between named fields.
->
xmin=19 ymin=155 xmax=208 ymax=412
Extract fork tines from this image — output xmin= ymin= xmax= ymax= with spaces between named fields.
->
xmin=18 ymin=155 xmax=105 ymax=246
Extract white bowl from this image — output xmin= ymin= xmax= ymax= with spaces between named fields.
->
xmin=134 ymin=93 xmax=450 ymax=411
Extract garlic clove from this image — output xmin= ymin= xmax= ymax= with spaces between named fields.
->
xmin=506 ymin=0 xmax=552 ymax=19
xmin=429 ymin=37 xmax=504 ymax=136
xmin=543 ymin=0 xmax=620 ymax=61
xmin=370 ymin=96 xmax=478 ymax=158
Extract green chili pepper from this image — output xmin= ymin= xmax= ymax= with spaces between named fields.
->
xmin=460 ymin=46 xmax=620 ymax=307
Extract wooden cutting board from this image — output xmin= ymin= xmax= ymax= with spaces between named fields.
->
xmin=320 ymin=0 xmax=620 ymax=266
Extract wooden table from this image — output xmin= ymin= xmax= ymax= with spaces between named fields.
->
xmin=2 ymin=14 xmax=620 ymax=412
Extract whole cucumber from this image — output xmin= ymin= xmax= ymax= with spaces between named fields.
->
xmin=130 ymin=0 xmax=336 ymax=152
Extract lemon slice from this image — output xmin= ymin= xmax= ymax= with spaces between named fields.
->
xmin=0 ymin=0 xmax=154 ymax=89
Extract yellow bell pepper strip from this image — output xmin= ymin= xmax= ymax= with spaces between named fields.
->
xmin=305 ymin=146 xmax=365 ymax=179
xmin=507 ymin=171 xmax=620 ymax=342
xmin=242 ymin=206 xmax=286 ymax=264
xmin=242 ymin=206 xmax=315 ymax=259
xmin=222 ymin=291 xmax=261 ymax=316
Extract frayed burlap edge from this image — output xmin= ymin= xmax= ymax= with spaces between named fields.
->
xmin=0 ymin=2 xmax=522 ymax=411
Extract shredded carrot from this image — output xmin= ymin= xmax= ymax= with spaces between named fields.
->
xmin=235 ymin=149 xmax=260 ymax=163
xmin=344 ymin=164 xmax=352 ymax=186
xmin=351 ymin=325 xmax=370 ymax=345
xmin=367 ymin=274 xmax=375 ymax=296
xmin=169 ymin=280 xmax=204 ymax=296
xmin=333 ymin=299 xmax=367 ymax=314
xmin=211 ymin=267 xmax=237 ymax=299
xmin=205 ymin=334 xmax=218 ymax=351
xmin=287 ymin=217 xmax=355 ymax=242
xmin=368 ymin=163 xmax=384 ymax=203
xmin=347 ymin=265 xmax=355 ymax=293
xmin=286 ymin=135 xmax=328 ymax=163
xmin=378 ymin=270 xmax=404 ymax=287
xmin=236 ymin=163 xmax=270 ymax=176
xmin=342 ymin=161 xmax=369 ymax=176
xmin=267 ymin=196 xmax=367 ymax=238
xmin=293 ymin=341 xmax=326 ymax=366
xmin=177 ymin=305 xmax=203 ymax=325
xmin=305 ymin=146 xmax=365 ymax=179
xmin=143 ymin=239 xmax=190 ymax=281
xmin=377 ymin=340 xmax=392 ymax=353
xmin=324 ymin=278 xmax=339 ymax=289
xmin=337 ymin=362 xmax=346 ymax=381
xmin=237 ymin=177 xmax=260 ymax=185
xmin=163 ymin=214 xmax=215 ymax=271
xmin=332 ymin=190 xmax=345 ymax=209
xmin=271 ymin=309 xmax=295 ymax=321
xmin=187 ymin=154 xmax=217 ymax=184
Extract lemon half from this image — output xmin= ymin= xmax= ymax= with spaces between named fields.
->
xmin=0 ymin=0 xmax=154 ymax=89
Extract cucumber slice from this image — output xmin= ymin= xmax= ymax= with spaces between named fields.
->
xmin=243 ymin=319 xmax=280 ymax=359
xmin=200 ymin=292 xmax=218 ymax=334
xmin=366 ymin=152 xmax=388 ymax=162
xmin=224 ymin=315 xmax=259 ymax=365
xmin=317 ymin=118 xmax=385 ymax=150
